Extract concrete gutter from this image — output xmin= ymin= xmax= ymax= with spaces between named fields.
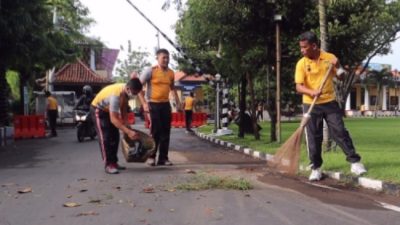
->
xmin=195 ymin=131 xmax=400 ymax=196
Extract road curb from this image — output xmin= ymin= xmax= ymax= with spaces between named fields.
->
xmin=194 ymin=130 xmax=400 ymax=196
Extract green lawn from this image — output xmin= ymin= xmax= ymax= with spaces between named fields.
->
xmin=198 ymin=118 xmax=400 ymax=184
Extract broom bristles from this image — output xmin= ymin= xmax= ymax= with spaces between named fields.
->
xmin=271 ymin=126 xmax=305 ymax=175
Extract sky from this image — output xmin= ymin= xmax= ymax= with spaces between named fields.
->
xmin=81 ymin=0 xmax=400 ymax=73
xmin=81 ymin=0 xmax=181 ymax=69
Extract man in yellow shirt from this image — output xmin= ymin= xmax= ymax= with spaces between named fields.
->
xmin=45 ymin=91 xmax=58 ymax=137
xmin=295 ymin=31 xmax=366 ymax=181
xmin=139 ymin=49 xmax=181 ymax=166
xmin=183 ymin=92 xmax=195 ymax=133
xmin=91 ymin=78 xmax=142 ymax=174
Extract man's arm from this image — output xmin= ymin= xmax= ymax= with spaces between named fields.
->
xmin=109 ymin=97 xmax=138 ymax=140
xmin=172 ymin=88 xmax=181 ymax=111
xmin=138 ymin=91 xmax=149 ymax=113
xmin=296 ymin=83 xmax=321 ymax=98
xmin=139 ymin=67 xmax=152 ymax=113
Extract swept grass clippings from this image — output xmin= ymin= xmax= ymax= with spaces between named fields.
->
xmin=176 ymin=173 xmax=252 ymax=191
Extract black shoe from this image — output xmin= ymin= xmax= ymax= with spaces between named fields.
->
xmin=157 ymin=160 xmax=173 ymax=166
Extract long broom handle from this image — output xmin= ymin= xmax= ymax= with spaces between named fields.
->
xmin=304 ymin=63 xmax=334 ymax=115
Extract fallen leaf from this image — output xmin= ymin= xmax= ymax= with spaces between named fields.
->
xmin=88 ymin=199 xmax=101 ymax=204
xmin=142 ymin=187 xmax=155 ymax=193
xmin=147 ymin=208 xmax=153 ymax=212
xmin=63 ymin=202 xmax=81 ymax=207
xmin=1 ymin=183 xmax=15 ymax=187
xmin=76 ymin=211 xmax=99 ymax=217
xmin=77 ymin=178 xmax=87 ymax=181
xmin=66 ymin=195 xmax=73 ymax=199
xmin=167 ymin=188 xmax=176 ymax=192
xmin=244 ymin=194 xmax=251 ymax=197
xmin=114 ymin=186 xmax=122 ymax=190
xmin=185 ymin=169 xmax=197 ymax=174
xmin=79 ymin=189 xmax=88 ymax=193
xmin=18 ymin=187 xmax=32 ymax=194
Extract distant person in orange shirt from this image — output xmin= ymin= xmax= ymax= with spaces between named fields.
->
xmin=45 ymin=91 xmax=58 ymax=137
xmin=183 ymin=92 xmax=195 ymax=133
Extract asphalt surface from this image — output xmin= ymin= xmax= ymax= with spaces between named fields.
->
xmin=0 ymin=125 xmax=399 ymax=225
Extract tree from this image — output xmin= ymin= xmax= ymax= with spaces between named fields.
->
xmin=175 ymin=0 xmax=315 ymax=141
xmin=115 ymin=41 xmax=151 ymax=82
xmin=326 ymin=0 xmax=400 ymax=111
xmin=0 ymin=0 xmax=93 ymax=122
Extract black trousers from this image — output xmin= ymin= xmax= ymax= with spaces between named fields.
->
xmin=303 ymin=101 xmax=361 ymax=169
xmin=185 ymin=110 xmax=193 ymax=131
xmin=149 ymin=102 xmax=172 ymax=162
xmin=47 ymin=110 xmax=58 ymax=136
xmin=91 ymin=107 xmax=120 ymax=165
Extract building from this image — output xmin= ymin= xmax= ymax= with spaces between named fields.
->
xmin=345 ymin=63 xmax=400 ymax=116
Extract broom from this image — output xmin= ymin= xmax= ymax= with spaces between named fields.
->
xmin=271 ymin=63 xmax=334 ymax=175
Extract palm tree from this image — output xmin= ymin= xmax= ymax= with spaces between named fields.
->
xmin=365 ymin=69 xmax=394 ymax=118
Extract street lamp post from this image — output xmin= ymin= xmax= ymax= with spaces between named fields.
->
xmin=275 ymin=14 xmax=282 ymax=143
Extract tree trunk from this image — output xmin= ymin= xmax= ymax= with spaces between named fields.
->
xmin=246 ymin=72 xmax=260 ymax=140
xmin=374 ymin=85 xmax=381 ymax=119
xmin=265 ymin=67 xmax=276 ymax=142
xmin=238 ymin=75 xmax=247 ymax=138
xmin=18 ymin=73 xmax=26 ymax=115
xmin=318 ymin=0 xmax=333 ymax=151
xmin=0 ymin=67 xmax=10 ymax=126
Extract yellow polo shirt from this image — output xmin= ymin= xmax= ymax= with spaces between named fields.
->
xmin=47 ymin=96 xmax=58 ymax=110
xmin=184 ymin=96 xmax=194 ymax=110
xmin=91 ymin=83 xmax=125 ymax=112
xmin=140 ymin=66 xmax=174 ymax=103
xmin=295 ymin=51 xmax=337 ymax=104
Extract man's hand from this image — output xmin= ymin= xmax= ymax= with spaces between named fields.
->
xmin=309 ymin=90 xmax=322 ymax=98
xmin=127 ymin=129 xmax=139 ymax=140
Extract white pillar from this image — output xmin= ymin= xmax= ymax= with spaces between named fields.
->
xmin=382 ymin=85 xmax=387 ymax=111
xmin=364 ymin=86 xmax=370 ymax=110
xmin=345 ymin=93 xmax=351 ymax=110
xmin=90 ymin=49 xmax=96 ymax=71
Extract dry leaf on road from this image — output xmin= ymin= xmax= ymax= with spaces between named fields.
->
xmin=63 ymin=202 xmax=81 ymax=208
xmin=142 ymin=187 xmax=155 ymax=193
xmin=76 ymin=211 xmax=98 ymax=217
xmin=18 ymin=187 xmax=32 ymax=194
xmin=185 ymin=169 xmax=197 ymax=174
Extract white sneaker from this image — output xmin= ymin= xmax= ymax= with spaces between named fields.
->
xmin=309 ymin=168 xmax=322 ymax=181
xmin=351 ymin=162 xmax=367 ymax=175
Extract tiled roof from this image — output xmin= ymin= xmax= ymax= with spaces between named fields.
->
xmin=53 ymin=60 xmax=113 ymax=85
xmin=175 ymin=71 xmax=207 ymax=82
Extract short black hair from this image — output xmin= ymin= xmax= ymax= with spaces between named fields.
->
xmin=299 ymin=31 xmax=319 ymax=45
xmin=190 ymin=92 xmax=194 ymax=97
xmin=156 ymin=48 xmax=169 ymax=56
xmin=126 ymin=77 xmax=143 ymax=91
xmin=44 ymin=91 xmax=51 ymax=97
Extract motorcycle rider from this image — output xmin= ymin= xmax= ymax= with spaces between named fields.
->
xmin=75 ymin=85 xmax=94 ymax=111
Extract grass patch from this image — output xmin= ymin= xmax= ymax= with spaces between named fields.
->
xmin=176 ymin=173 xmax=252 ymax=191
xmin=198 ymin=118 xmax=400 ymax=184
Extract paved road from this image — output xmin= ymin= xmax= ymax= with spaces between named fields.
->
xmin=0 ymin=125 xmax=399 ymax=225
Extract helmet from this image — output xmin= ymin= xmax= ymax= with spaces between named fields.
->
xmin=82 ymin=85 xmax=92 ymax=96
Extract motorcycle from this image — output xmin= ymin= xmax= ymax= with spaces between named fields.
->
xmin=75 ymin=110 xmax=96 ymax=142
